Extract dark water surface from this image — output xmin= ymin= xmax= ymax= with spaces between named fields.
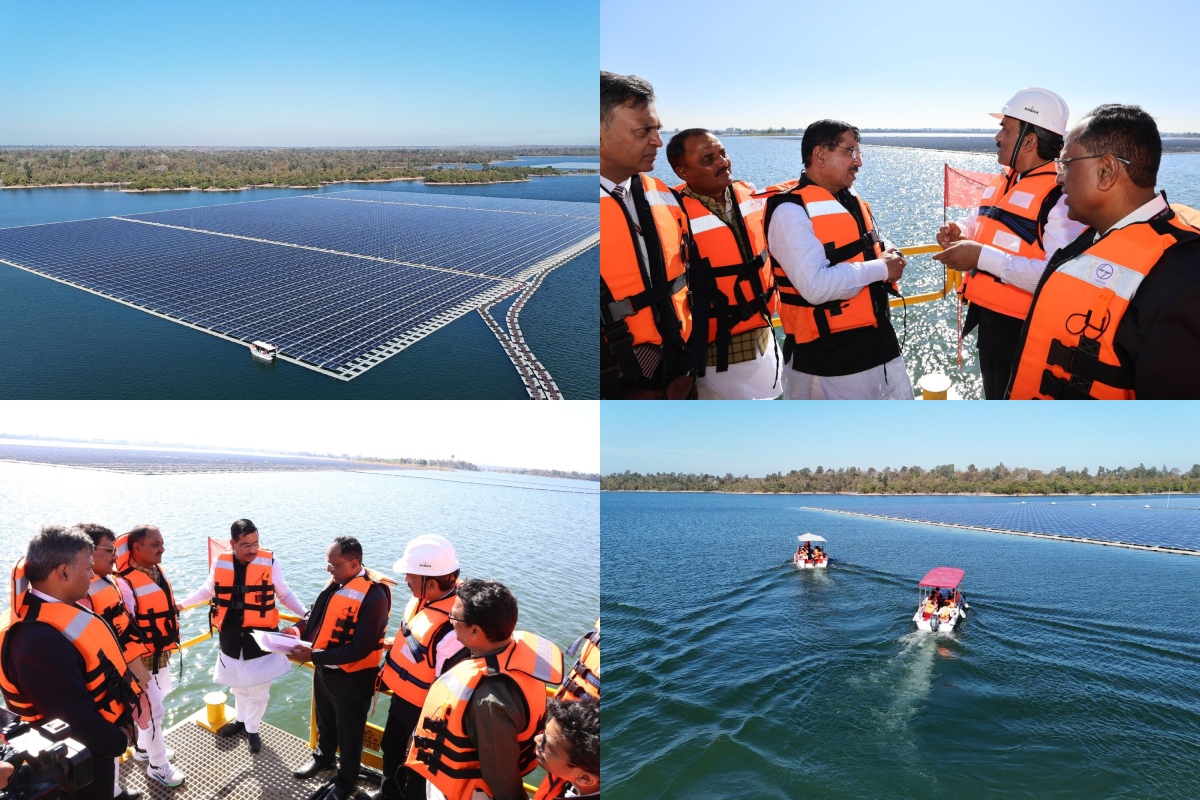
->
xmin=0 ymin=175 xmax=597 ymax=398
xmin=604 ymin=492 xmax=1200 ymax=799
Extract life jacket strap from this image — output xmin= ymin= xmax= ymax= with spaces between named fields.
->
xmin=602 ymin=272 xmax=687 ymax=324
xmin=822 ymin=230 xmax=881 ymax=267
xmin=383 ymin=654 xmax=433 ymax=690
xmin=978 ymin=205 xmax=1040 ymax=246
xmin=1044 ymin=336 xmax=1133 ymax=396
xmin=705 ymin=251 xmax=775 ymax=372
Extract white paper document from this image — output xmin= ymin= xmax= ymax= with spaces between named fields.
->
xmin=250 ymin=630 xmax=312 ymax=654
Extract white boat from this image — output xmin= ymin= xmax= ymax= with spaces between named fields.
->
xmin=249 ymin=340 xmax=279 ymax=361
xmin=793 ymin=533 xmax=829 ymax=569
xmin=913 ymin=566 xmax=968 ymax=633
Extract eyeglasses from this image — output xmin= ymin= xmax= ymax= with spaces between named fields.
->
xmin=1053 ymin=154 xmax=1131 ymax=174
xmin=535 ymin=734 xmax=578 ymax=768
xmin=326 ymin=558 xmax=357 ymax=571
xmin=447 ymin=615 xmax=469 ymax=624
xmin=94 ymin=546 xmax=116 ymax=555
xmin=826 ymin=144 xmax=862 ymax=159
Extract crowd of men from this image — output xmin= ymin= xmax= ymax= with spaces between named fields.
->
xmin=600 ymin=71 xmax=1200 ymax=399
xmin=0 ymin=523 xmax=599 ymax=800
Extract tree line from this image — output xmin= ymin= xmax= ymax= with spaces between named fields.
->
xmin=0 ymin=147 xmax=597 ymax=189
xmin=602 ymin=463 xmax=1200 ymax=495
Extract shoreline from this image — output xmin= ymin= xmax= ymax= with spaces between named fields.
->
xmin=800 ymin=506 xmax=1200 ymax=557
xmin=600 ymin=489 xmax=1193 ymax=497
xmin=3 ymin=173 xmax=595 ymax=193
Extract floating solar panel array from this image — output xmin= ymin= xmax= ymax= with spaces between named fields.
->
xmin=0 ymin=190 xmax=598 ymax=380
xmin=801 ymin=495 xmax=1200 ymax=552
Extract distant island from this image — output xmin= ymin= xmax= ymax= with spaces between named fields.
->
xmin=0 ymin=146 xmax=598 ymax=191
xmin=603 ymin=463 xmax=1200 ymax=495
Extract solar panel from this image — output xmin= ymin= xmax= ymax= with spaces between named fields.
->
xmin=802 ymin=496 xmax=1200 ymax=552
xmin=0 ymin=191 xmax=598 ymax=380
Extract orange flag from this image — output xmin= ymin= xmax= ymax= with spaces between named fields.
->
xmin=944 ymin=164 xmax=998 ymax=209
xmin=208 ymin=537 xmax=225 ymax=570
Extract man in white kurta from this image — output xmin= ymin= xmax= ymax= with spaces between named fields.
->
xmin=178 ymin=520 xmax=306 ymax=751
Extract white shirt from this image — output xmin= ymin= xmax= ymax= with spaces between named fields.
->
xmin=179 ymin=557 xmax=307 ymax=616
xmin=29 ymin=588 xmax=61 ymax=604
xmin=1095 ymin=191 xmax=1169 ymax=241
xmin=954 ymin=184 xmax=1086 ymax=294
xmin=767 ymin=189 xmax=891 ymax=305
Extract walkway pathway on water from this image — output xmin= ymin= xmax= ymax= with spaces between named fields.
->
xmin=800 ymin=506 xmax=1200 ymax=556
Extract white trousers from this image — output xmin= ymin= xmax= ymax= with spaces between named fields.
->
xmin=782 ymin=355 xmax=914 ymax=400
xmin=231 ymin=682 xmax=272 ymax=733
xmin=136 ymin=666 xmax=174 ymax=768
xmin=696 ymin=337 xmax=783 ymax=400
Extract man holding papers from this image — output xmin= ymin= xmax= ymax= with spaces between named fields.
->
xmin=177 ymin=519 xmax=307 ymax=753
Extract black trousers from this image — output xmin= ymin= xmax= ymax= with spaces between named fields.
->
xmin=313 ymin=666 xmax=378 ymax=791
xmin=63 ymin=745 xmax=115 ymax=800
xmin=378 ymin=697 xmax=425 ymax=800
xmin=979 ymin=348 xmax=1017 ymax=400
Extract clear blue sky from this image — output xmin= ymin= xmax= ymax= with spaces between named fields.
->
xmin=602 ymin=403 xmax=1200 ymax=475
xmin=602 ymin=0 xmax=1200 ymax=132
xmin=2 ymin=1 xmax=597 ymax=146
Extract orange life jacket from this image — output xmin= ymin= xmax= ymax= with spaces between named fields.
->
xmin=114 ymin=533 xmax=180 ymax=657
xmin=555 ymin=619 xmax=599 ymax=702
xmin=210 ymin=549 xmax=279 ymax=632
xmin=961 ymin=165 xmax=1061 ymax=320
xmin=405 ymin=631 xmax=564 ymax=800
xmin=1008 ymin=209 xmax=1200 ymax=399
xmin=600 ymin=175 xmax=692 ymax=385
xmin=9 ymin=558 xmax=28 ymax=618
xmin=533 ymin=775 xmax=573 ymax=800
xmin=759 ymin=179 xmax=891 ymax=345
xmin=675 ymin=181 xmax=777 ymax=371
xmin=310 ymin=570 xmax=392 ymax=672
xmin=86 ymin=575 xmax=149 ymax=663
xmin=379 ymin=589 xmax=460 ymax=707
xmin=0 ymin=596 xmax=143 ymax=727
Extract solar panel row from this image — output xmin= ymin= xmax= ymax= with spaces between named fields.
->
xmin=804 ymin=499 xmax=1200 ymax=552
xmin=0 ymin=191 xmax=598 ymax=381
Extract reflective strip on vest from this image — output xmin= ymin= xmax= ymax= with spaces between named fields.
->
xmin=1055 ymin=254 xmax=1146 ymax=300
xmin=134 ymin=582 xmax=163 ymax=597
xmin=644 ymin=190 xmax=678 ymax=208
xmin=738 ymin=197 xmax=763 ymax=217
xmin=337 ymin=587 xmax=366 ymax=602
xmin=804 ymin=200 xmax=848 ymax=218
xmin=441 ymin=670 xmax=475 ymax=704
xmin=532 ymin=636 xmax=556 ymax=682
xmin=688 ymin=213 xmax=727 ymax=235
xmin=87 ymin=579 xmax=107 ymax=597
xmin=60 ymin=608 xmax=92 ymax=642
xmin=251 ymin=556 xmax=273 ymax=568
xmin=214 ymin=560 xmax=234 ymax=573
xmin=14 ymin=576 xmax=28 ymax=601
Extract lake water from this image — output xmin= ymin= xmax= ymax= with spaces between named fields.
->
xmin=0 ymin=458 xmax=599 ymax=741
xmin=649 ymin=138 xmax=1200 ymax=399
xmin=0 ymin=174 xmax=598 ymax=399
xmin=603 ymin=491 xmax=1200 ymax=798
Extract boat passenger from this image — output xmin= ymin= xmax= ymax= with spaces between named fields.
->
xmin=176 ymin=519 xmax=307 ymax=756
xmin=601 ymin=71 xmax=699 ymax=400
xmin=0 ymin=525 xmax=146 ymax=800
xmin=371 ymin=536 xmax=466 ymax=800
xmin=1008 ymin=104 xmax=1200 ymax=399
xmin=934 ymin=88 xmax=1085 ymax=399
xmin=287 ymin=536 xmax=392 ymax=800
xmin=758 ymin=120 xmax=913 ymax=399
xmin=668 ymin=128 xmax=781 ymax=399
xmin=75 ymin=523 xmax=152 ymax=800
xmin=406 ymin=579 xmax=564 ymax=800
xmin=115 ymin=524 xmax=186 ymax=788
xmin=533 ymin=696 xmax=600 ymax=800
xmin=557 ymin=619 xmax=600 ymax=703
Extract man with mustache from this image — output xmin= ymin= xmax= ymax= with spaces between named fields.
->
xmin=667 ymin=129 xmax=781 ymax=399
xmin=600 ymin=71 xmax=699 ymax=400
xmin=1007 ymin=104 xmax=1200 ymax=399
xmin=759 ymin=120 xmax=912 ymax=399
xmin=934 ymin=88 xmax=1085 ymax=398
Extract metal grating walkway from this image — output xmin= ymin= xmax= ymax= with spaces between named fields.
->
xmin=118 ymin=711 xmax=382 ymax=800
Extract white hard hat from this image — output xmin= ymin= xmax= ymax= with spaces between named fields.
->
xmin=990 ymin=88 xmax=1069 ymax=136
xmin=394 ymin=537 xmax=459 ymax=576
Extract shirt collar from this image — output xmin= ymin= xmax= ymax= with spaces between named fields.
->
xmin=1097 ymin=191 xmax=1168 ymax=240
xmin=600 ymin=175 xmax=632 ymax=195
xmin=30 ymin=588 xmax=60 ymax=603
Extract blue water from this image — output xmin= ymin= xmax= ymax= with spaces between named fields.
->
xmin=802 ymin=493 xmax=1200 ymax=551
xmin=0 ymin=175 xmax=598 ymax=398
xmin=604 ymin=491 xmax=1200 ymax=798
xmin=0 ymin=458 xmax=599 ymax=740
xmin=648 ymin=138 xmax=1200 ymax=399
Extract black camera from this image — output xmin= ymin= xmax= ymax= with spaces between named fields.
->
xmin=0 ymin=713 xmax=92 ymax=800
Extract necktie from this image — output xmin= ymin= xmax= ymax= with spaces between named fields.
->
xmin=609 ymin=183 xmax=626 ymax=202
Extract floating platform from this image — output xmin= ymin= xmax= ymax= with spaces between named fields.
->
xmin=118 ymin=706 xmax=382 ymax=800
xmin=0 ymin=190 xmax=598 ymax=381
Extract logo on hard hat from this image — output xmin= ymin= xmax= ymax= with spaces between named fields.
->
xmin=1024 ymin=106 xmax=1039 ymax=115
xmin=419 ymin=561 xmax=432 ymax=567
xmin=1096 ymin=263 xmax=1114 ymax=281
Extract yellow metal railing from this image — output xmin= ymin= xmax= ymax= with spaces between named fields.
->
xmin=771 ymin=242 xmax=959 ymax=325
xmin=176 ymin=603 xmax=548 ymax=794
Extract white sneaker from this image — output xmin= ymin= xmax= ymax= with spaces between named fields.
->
xmin=132 ymin=746 xmax=175 ymax=762
xmin=146 ymin=762 xmax=186 ymax=788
